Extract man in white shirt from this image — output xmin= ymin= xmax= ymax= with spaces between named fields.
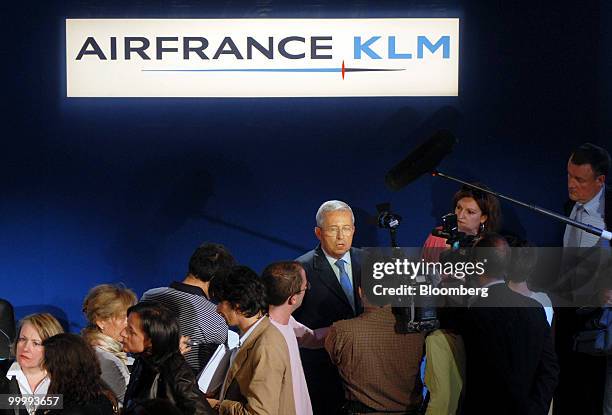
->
xmin=564 ymin=143 xmax=609 ymax=248
xmin=555 ymin=142 xmax=611 ymax=415
xmin=262 ymin=261 xmax=329 ymax=415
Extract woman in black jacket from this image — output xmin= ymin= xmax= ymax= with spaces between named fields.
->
xmin=122 ymin=302 xmax=212 ymax=415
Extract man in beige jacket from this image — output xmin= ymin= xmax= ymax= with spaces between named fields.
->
xmin=208 ymin=265 xmax=296 ymax=415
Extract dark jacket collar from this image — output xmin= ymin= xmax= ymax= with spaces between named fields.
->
xmin=312 ymin=244 xmax=363 ymax=315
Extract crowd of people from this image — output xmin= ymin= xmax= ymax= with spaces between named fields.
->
xmin=0 ymin=142 xmax=610 ymax=415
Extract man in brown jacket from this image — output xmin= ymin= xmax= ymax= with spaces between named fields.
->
xmin=325 ymin=284 xmax=424 ymax=414
xmin=209 ymin=266 xmax=296 ymax=415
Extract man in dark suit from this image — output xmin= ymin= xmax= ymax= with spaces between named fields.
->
xmin=461 ymin=233 xmax=558 ymax=415
xmin=294 ymin=200 xmax=362 ymax=415
xmin=554 ymin=142 xmax=611 ymax=415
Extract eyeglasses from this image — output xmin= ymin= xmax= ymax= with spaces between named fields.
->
xmin=17 ymin=337 xmax=43 ymax=348
xmin=321 ymin=225 xmax=354 ymax=237
xmin=294 ymin=281 xmax=311 ymax=295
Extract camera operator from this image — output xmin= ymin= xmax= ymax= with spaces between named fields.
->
xmin=325 ymin=280 xmax=425 ymax=415
xmin=422 ymin=184 xmax=501 ymax=264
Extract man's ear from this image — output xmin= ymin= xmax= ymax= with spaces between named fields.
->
xmin=315 ymin=227 xmax=322 ymax=241
xmin=595 ymin=174 xmax=606 ymax=188
xmin=288 ymin=294 xmax=297 ymax=306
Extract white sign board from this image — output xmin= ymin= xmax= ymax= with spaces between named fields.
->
xmin=66 ymin=18 xmax=459 ymax=97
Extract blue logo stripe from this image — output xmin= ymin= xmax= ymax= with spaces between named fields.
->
xmin=142 ymin=68 xmax=342 ymax=72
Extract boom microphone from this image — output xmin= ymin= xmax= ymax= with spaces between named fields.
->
xmin=385 ymin=129 xmax=456 ymax=191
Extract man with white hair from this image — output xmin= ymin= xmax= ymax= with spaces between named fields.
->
xmin=294 ymin=200 xmax=362 ymax=415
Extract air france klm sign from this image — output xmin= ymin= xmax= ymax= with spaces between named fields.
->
xmin=66 ymin=18 xmax=459 ymax=97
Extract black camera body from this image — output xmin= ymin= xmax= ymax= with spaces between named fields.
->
xmin=392 ymin=274 xmax=440 ymax=334
xmin=378 ymin=211 xmax=402 ymax=230
xmin=376 ymin=202 xmax=439 ymax=334
xmin=432 ymin=213 xmax=477 ymax=250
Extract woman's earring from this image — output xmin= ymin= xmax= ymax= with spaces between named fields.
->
xmin=479 ymin=222 xmax=486 ymax=233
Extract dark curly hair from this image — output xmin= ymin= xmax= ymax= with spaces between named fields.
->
xmin=43 ymin=333 xmax=116 ymax=409
xmin=210 ymin=265 xmax=267 ymax=317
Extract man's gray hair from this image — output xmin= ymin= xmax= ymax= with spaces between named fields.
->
xmin=315 ymin=200 xmax=355 ymax=227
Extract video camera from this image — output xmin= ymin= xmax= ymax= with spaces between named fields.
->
xmin=432 ymin=213 xmax=478 ymax=250
xmin=377 ymin=203 xmax=439 ymax=334
xmin=391 ymin=274 xmax=440 ymax=334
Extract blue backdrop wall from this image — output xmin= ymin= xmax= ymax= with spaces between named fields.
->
xmin=1 ymin=0 xmax=609 ymax=331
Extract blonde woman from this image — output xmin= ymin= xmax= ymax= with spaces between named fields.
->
xmin=0 ymin=313 xmax=63 ymax=415
xmin=82 ymin=284 xmax=137 ymax=404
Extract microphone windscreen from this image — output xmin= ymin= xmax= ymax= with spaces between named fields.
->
xmin=385 ymin=129 xmax=456 ymax=191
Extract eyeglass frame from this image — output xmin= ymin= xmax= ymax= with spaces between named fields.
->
xmin=294 ymin=281 xmax=311 ymax=295
xmin=319 ymin=225 xmax=355 ymax=237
